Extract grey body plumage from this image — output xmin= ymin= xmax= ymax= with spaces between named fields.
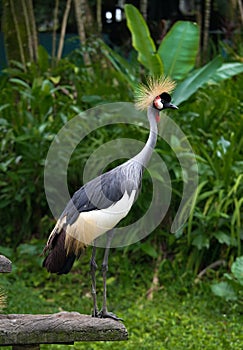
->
xmin=43 ymin=77 xmax=178 ymax=320
xmin=70 ymin=159 xmax=143 ymax=214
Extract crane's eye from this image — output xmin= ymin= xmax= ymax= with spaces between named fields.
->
xmin=153 ymin=96 xmax=163 ymax=110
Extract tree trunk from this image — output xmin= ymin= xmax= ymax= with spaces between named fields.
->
xmin=52 ymin=0 xmax=59 ymax=59
xmin=96 ymin=0 xmax=102 ymax=33
xmin=237 ymin=0 xmax=243 ymax=25
xmin=140 ymin=0 xmax=148 ymax=21
xmin=73 ymin=0 xmax=92 ymax=66
xmin=82 ymin=0 xmax=94 ymax=32
xmin=202 ymin=0 xmax=211 ymax=63
xmin=57 ymin=0 xmax=72 ymax=61
xmin=26 ymin=0 xmax=38 ymax=61
xmin=2 ymin=0 xmax=38 ymax=68
xmin=195 ymin=0 xmax=202 ymax=66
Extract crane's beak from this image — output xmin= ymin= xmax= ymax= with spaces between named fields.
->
xmin=164 ymin=102 xmax=178 ymax=110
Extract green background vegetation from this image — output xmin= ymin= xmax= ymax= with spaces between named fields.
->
xmin=0 ymin=1 xmax=242 ymax=349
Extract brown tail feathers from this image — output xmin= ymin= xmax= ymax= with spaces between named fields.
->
xmin=43 ymin=229 xmax=81 ymax=275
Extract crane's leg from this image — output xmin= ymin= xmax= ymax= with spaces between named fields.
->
xmin=99 ymin=230 xmax=122 ymax=321
xmin=90 ymin=243 xmax=99 ymax=317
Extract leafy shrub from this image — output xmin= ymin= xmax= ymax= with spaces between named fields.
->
xmin=0 ymin=69 xmax=74 ymax=245
xmin=128 ymin=77 xmax=243 ymax=273
xmin=0 ymin=44 xmax=134 ymax=246
xmin=211 ymin=256 xmax=243 ymax=301
xmin=179 ymin=78 xmax=243 ymax=270
xmin=100 ymin=6 xmax=243 ymax=272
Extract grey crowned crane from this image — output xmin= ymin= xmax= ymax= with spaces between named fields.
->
xmin=43 ymin=77 xmax=178 ymax=320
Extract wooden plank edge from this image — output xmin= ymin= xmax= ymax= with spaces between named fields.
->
xmin=0 ymin=312 xmax=128 ymax=345
xmin=0 ymin=255 xmax=12 ymax=273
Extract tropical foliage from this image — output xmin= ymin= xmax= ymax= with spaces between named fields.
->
xmin=0 ymin=4 xmax=243 ymax=256
xmin=107 ymin=4 xmax=243 ymax=106
xmin=0 ymin=43 xmax=132 ymax=246
xmin=0 ymin=3 xmax=242 ymax=348
xmin=0 ymin=42 xmax=242 ymax=271
xmin=211 ymin=256 xmax=243 ymax=301
xmin=102 ymin=4 xmax=243 ymax=271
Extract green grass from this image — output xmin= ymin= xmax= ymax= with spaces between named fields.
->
xmin=0 ymin=241 xmax=242 ymax=350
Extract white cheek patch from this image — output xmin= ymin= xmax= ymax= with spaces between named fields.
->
xmin=157 ymin=101 xmax=163 ymax=110
xmin=154 ymin=97 xmax=163 ymax=110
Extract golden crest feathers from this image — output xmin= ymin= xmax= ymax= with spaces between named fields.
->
xmin=135 ymin=76 xmax=176 ymax=110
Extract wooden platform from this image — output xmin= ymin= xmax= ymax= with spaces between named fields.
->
xmin=0 ymin=312 xmax=128 ymax=348
xmin=0 ymin=255 xmax=12 ymax=273
xmin=0 ymin=255 xmax=128 ymax=349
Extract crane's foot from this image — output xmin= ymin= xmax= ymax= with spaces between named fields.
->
xmin=92 ymin=308 xmax=99 ymax=318
xmin=98 ymin=309 xmax=123 ymax=321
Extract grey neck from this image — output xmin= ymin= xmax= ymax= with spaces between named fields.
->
xmin=133 ymin=106 xmax=158 ymax=167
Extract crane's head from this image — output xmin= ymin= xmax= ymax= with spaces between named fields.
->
xmin=135 ymin=76 xmax=178 ymax=113
xmin=153 ymin=92 xmax=178 ymax=111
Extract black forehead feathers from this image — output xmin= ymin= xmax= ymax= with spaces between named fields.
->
xmin=160 ymin=92 xmax=171 ymax=102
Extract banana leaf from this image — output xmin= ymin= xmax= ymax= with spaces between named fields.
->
xmin=173 ymin=56 xmax=223 ymax=105
xmin=124 ymin=4 xmax=163 ymax=76
xmin=158 ymin=21 xmax=199 ymax=81
xmin=100 ymin=40 xmax=137 ymax=90
xmin=210 ymin=62 xmax=243 ymax=83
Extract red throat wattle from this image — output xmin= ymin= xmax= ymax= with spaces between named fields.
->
xmin=156 ymin=114 xmax=160 ymax=123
